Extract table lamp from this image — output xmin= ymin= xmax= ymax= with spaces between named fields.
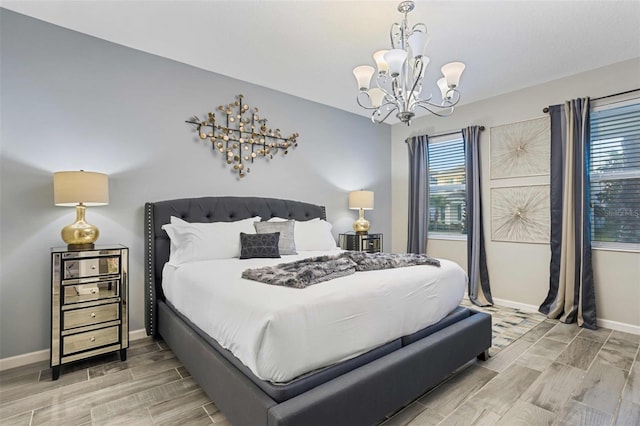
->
xmin=349 ymin=190 xmax=374 ymax=234
xmin=54 ymin=170 xmax=109 ymax=250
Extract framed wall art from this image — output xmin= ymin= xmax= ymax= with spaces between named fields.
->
xmin=491 ymin=185 xmax=550 ymax=244
xmin=490 ymin=117 xmax=550 ymax=179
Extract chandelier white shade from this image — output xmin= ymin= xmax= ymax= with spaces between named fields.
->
xmin=353 ymin=65 xmax=375 ymax=91
xmin=353 ymin=1 xmax=465 ymax=125
xmin=373 ymin=50 xmax=389 ymax=73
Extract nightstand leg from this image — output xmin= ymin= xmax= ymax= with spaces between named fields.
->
xmin=119 ymin=349 xmax=127 ymax=361
xmin=52 ymin=366 xmax=60 ymax=381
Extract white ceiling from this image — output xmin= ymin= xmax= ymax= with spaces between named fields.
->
xmin=3 ymin=0 xmax=640 ymax=124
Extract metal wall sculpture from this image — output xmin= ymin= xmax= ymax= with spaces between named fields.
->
xmin=187 ymin=94 xmax=299 ymax=178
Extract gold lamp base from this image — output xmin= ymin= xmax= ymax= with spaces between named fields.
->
xmin=61 ymin=204 xmax=100 ymax=250
xmin=353 ymin=209 xmax=370 ymax=235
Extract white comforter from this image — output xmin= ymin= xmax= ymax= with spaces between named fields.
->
xmin=162 ymin=250 xmax=466 ymax=383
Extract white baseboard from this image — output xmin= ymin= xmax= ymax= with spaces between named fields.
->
xmin=597 ymin=318 xmax=640 ymax=335
xmin=492 ymin=297 xmax=540 ymax=313
xmin=0 ymin=328 xmax=148 ymax=372
xmin=492 ymin=297 xmax=640 ymax=335
xmin=129 ymin=328 xmax=147 ymax=342
xmin=0 ymin=348 xmax=50 ymax=372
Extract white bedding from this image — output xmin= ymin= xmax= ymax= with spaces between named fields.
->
xmin=162 ymin=250 xmax=467 ymax=383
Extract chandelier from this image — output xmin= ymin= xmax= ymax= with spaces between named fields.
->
xmin=352 ymin=1 xmax=465 ymax=125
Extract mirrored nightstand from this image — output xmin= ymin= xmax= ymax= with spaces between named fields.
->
xmin=50 ymin=245 xmax=128 ymax=380
xmin=339 ymin=233 xmax=383 ymax=253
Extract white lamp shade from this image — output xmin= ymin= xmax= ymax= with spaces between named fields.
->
xmin=349 ymin=190 xmax=374 ymax=210
xmin=368 ymin=88 xmax=386 ymax=108
xmin=407 ymin=31 xmax=430 ymax=58
xmin=353 ymin=65 xmax=375 ymax=90
xmin=437 ymin=77 xmax=451 ymax=101
xmin=54 ymin=171 xmax=109 ymax=206
xmin=383 ymin=49 xmax=408 ymax=77
xmin=441 ymin=62 xmax=465 ymax=88
xmin=373 ymin=50 xmax=389 ymax=74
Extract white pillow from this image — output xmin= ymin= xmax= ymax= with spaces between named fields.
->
xmin=267 ymin=217 xmax=335 ymax=250
xmin=294 ymin=219 xmax=337 ymax=251
xmin=267 ymin=217 xmax=320 ymax=223
xmin=162 ymin=216 xmax=261 ymax=265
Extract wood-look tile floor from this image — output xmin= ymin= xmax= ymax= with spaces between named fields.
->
xmin=1 ymin=310 xmax=639 ymax=425
xmin=381 ymin=321 xmax=640 ymax=426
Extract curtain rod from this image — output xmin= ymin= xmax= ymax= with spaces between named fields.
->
xmin=542 ymin=88 xmax=640 ymax=113
xmin=405 ymin=126 xmax=485 ymax=142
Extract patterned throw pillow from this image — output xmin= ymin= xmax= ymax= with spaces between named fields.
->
xmin=240 ymin=232 xmax=281 ymax=259
xmin=254 ymin=220 xmax=297 ymax=255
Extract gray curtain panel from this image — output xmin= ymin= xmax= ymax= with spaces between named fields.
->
xmin=539 ymin=98 xmax=597 ymax=330
xmin=407 ymin=135 xmax=429 ymax=254
xmin=463 ymin=126 xmax=493 ymax=307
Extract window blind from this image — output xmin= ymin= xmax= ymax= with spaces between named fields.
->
xmin=428 ymin=134 xmax=466 ymax=235
xmin=589 ymin=101 xmax=640 ymax=246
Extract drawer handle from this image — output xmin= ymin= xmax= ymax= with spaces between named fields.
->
xmin=91 ymin=265 xmax=97 ymax=270
xmin=90 ymin=313 xmax=96 ymax=318
xmin=90 ymin=337 xmax=96 ymax=342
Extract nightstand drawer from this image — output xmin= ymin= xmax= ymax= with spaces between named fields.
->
xmin=63 ymin=280 xmax=119 ymax=305
xmin=63 ymin=303 xmax=119 ymax=330
xmin=63 ymin=257 xmax=119 ymax=279
xmin=62 ymin=326 xmax=119 ymax=355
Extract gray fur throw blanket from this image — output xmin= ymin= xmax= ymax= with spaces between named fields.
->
xmin=241 ymin=251 xmax=440 ymax=289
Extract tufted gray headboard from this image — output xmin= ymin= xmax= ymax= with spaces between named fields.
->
xmin=144 ymin=196 xmax=326 ymax=336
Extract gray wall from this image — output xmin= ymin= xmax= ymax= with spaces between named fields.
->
xmin=0 ymin=9 xmax=391 ymax=359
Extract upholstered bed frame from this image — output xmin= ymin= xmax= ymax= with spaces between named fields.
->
xmin=145 ymin=196 xmax=492 ymax=426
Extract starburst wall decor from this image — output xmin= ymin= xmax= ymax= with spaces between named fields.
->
xmin=490 ymin=117 xmax=550 ymax=179
xmin=186 ymin=94 xmax=299 ymax=178
xmin=491 ymin=185 xmax=550 ymax=244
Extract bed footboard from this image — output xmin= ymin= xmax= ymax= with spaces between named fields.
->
xmin=159 ymin=299 xmax=491 ymax=426
xmin=267 ymin=310 xmax=491 ymax=426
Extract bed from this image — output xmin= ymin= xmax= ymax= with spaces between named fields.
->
xmin=145 ymin=196 xmax=492 ymax=426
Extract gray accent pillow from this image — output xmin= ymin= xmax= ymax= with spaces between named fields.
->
xmin=240 ymin=232 xmax=280 ymax=259
xmin=254 ymin=220 xmax=297 ymax=255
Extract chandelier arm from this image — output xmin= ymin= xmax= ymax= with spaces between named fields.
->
xmin=373 ymin=75 xmax=405 ymax=113
xmin=419 ymin=92 xmax=433 ymax=102
xmin=356 ymin=90 xmax=378 ymax=110
xmin=375 ymin=74 xmax=395 ymax=99
xmin=391 ymin=78 xmax=406 ymax=108
xmin=372 ymin=106 xmax=398 ymax=124
xmin=413 ymin=99 xmax=450 ymax=108
xmin=412 ymin=23 xmax=428 ymax=33
xmin=414 ymin=102 xmax=455 ymax=117
xmin=406 ymin=58 xmax=424 ymax=106
xmin=389 ymin=22 xmax=401 ymax=49
xmin=444 ymin=88 xmax=462 ymax=106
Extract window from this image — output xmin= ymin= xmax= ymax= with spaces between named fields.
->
xmin=428 ymin=133 xmax=466 ymax=238
xmin=589 ymin=99 xmax=640 ymax=249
